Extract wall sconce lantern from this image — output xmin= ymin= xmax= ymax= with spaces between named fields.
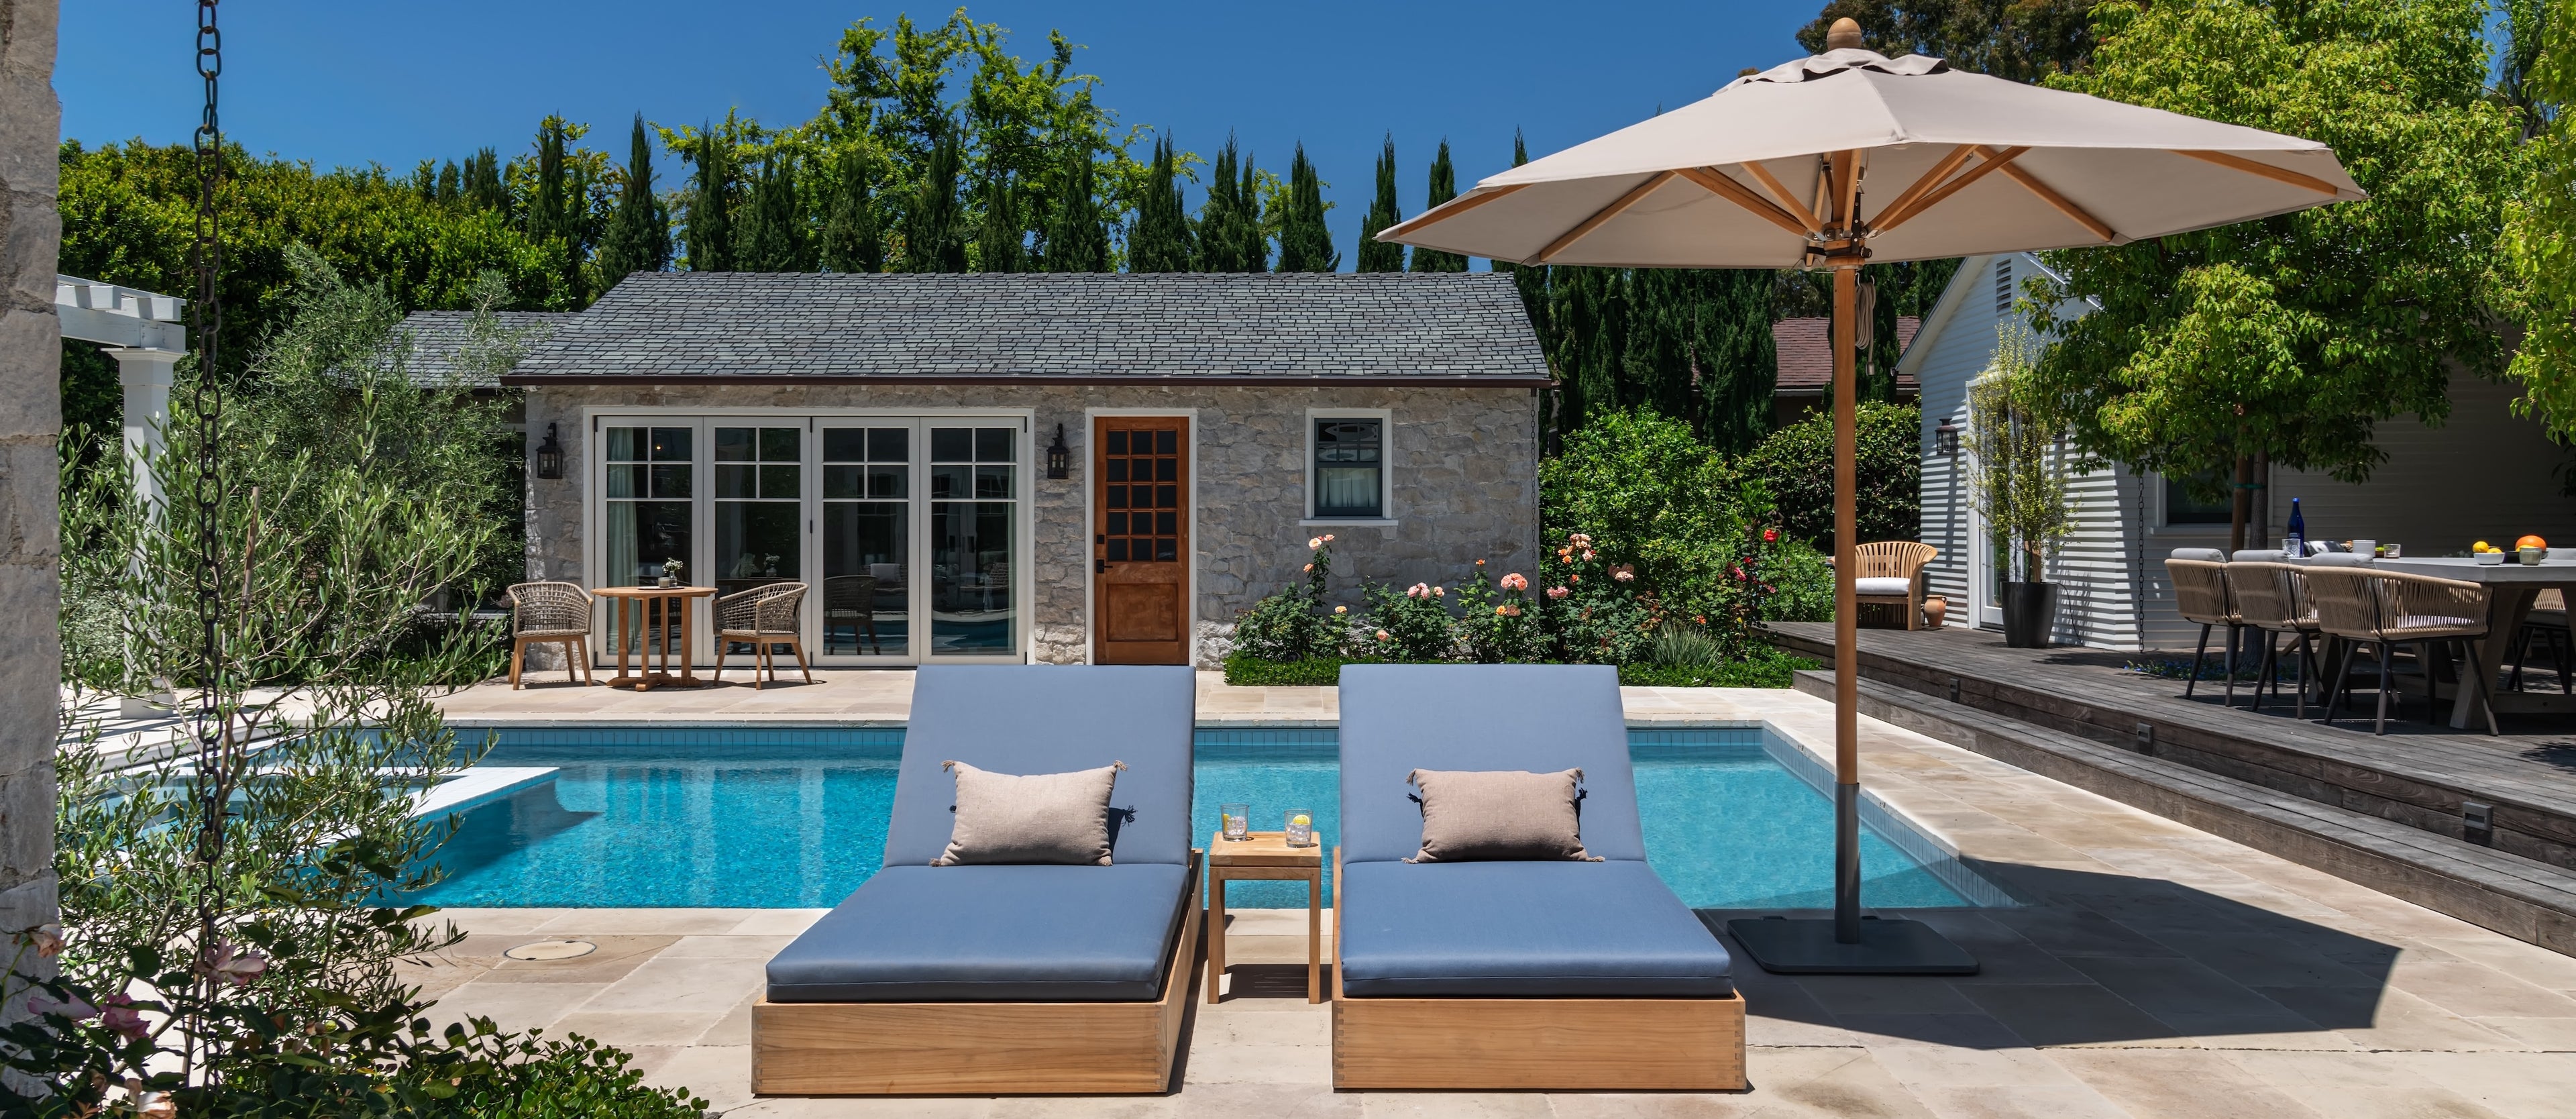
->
xmin=1934 ymin=417 xmax=1961 ymax=456
xmin=535 ymin=422 xmax=565 ymax=480
xmin=1046 ymin=423 xmax=1071 ymax=480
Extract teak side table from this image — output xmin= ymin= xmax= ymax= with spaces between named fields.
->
xmin=594 ymin=586 xmax=716 ymax=691
xmin=1205 ymin=831 xmax=1324 ymax=1004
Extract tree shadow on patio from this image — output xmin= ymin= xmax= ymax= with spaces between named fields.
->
xmin=1705 ymin=862 xmax=2406 ymax=1049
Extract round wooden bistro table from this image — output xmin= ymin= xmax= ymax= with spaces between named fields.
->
xmin=594 ymin=585 xmax=717 ymax=691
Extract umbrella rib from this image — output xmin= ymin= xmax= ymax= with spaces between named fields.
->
xmin=2174 ymin=150 xmax=2346 ymax=197
xmin=1375 ymin=182 xmax=1530 ymax=240
xmin=1534 ymin=170 xmax=1676 ymax=264
xmin=1868 ymin=145 xmax=1974 ymax=233
xmin=1737 ymin=161 xmax=1822 ymax=235
xmin=1871 ymin=145 xmax=2028 ymax=235
xmin=1674 ymin=167 xmax=1811 ymax=238
xmin=1980 ymin=147 xmax=2116 ymax=241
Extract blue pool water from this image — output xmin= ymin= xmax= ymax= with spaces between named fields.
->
xmin=407 ymin=726 xmax=1999 ymax=910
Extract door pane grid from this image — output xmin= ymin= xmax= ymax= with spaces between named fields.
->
xmin=602 ymin=426 xmax=693 ymax=656
xmin=930 ymin=426 xmax=1017 ymax=656
xmin=822 ymin=426 xmax=910 ymax=657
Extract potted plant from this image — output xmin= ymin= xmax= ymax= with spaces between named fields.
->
xmin=1966 ymin=329 xmax=2075 ymax=647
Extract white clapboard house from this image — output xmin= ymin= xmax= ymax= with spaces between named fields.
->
xmin=1905 ymin=252 xmax=2576 ymax=651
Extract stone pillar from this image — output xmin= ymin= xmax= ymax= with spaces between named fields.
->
xmin=110 ymin=346 xmax=178 ymax=509
xmin=0 ymin=0 xmax=62 ymax=1003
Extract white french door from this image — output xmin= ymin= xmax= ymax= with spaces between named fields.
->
xmin=588 ymin=411 xmax=1031 ymax=667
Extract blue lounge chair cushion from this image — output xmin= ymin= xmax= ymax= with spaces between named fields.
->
xmin=1337 ymin=860 xmax=1734 ymax=997
xmin=765 ymin=863 xmax=1187 ymax=1002
xmin=883 ymin=665 xmax=1195 ymax=867
xmin=1338 ymin=664 xmax=1645 ymax=865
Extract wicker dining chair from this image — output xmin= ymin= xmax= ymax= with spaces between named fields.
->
xmin=505 ymin=581 xmax=594 ymax=690
xmin=822 ymin=574 xmax=883 ymax=655
xmin=1852 ymin=541 xmax=1939 ymax=630
xmin=2510 ymin=588 xmax=2570 ymax=694
xmin=2304 ymin=566 xmax=2498 ymax=736
xmin=714 ymin=581 xmax=813 ymax=689
xmin=2165 ymin=548 xmax=2241 ymax=702
xmin=2225 ymin=556 xmax=2322 ymax=716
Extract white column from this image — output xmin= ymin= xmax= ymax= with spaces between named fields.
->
xmin=110 ymin=347 xmax=181 ymax=510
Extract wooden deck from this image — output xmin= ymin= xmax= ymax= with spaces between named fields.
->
xmin=1766 ymin=622 xmax=2576 ymax=870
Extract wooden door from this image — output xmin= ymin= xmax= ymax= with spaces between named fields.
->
xmin=1094 ymin=417 xmax=1189 ymax=664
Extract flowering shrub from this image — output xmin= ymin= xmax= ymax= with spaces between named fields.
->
xmin=1232 ymin=535 xmax=1343 ymax=661
xmin=1454 ymin=561 xmax=1544 ymax=663
xmin=1362 ymin=580 xmax=1456 ymax=662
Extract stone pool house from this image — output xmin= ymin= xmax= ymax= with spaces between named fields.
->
xmin=472 ymin=272 xmax=1546 ymax=668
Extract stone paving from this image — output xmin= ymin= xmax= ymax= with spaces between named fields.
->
xmin=401 ymin=682 xmax=2576 ymax=1116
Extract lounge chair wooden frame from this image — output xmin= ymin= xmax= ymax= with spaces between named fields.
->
xmin=749 ymin=851 xmax=1203 ymax=1096
xmin=1326 ymin=848 xmax=1747 ymax=1091
xmin=1853 ymin=541 xmax=1938 ymax=631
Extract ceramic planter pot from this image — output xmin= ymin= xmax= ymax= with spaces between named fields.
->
xmin=2002 ymin=582 xmax=2057 ymax=648
xmin=1923 ymin=596 xmax=1948 ymax=628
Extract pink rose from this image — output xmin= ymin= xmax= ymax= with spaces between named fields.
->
xmin=100 ymin=994 xmax=147 ymax=1040
xmin=28 ymin=992 xmax=97 ymax=1021
xmin=1376 ymin=629 xmax=1391 ymax=641
xmin=1546 ymin=586 xmax=1570 ymax=600
xmin=1303 ymin=564 xmax=1313 ymax=573
xmin=1613 ymin=566 xmax=1635 ymax=582
xmin=1498 ymin=604 xmax=1522 ymax=617
xmin=1582 ymin=550 xmax=1597 ymax=562
xmin=1500 ymin=573 xmax=1528 ymax=592
xmin=1307 ymin=537 xmax=1322 ymax=549
xmin=1323 ymin=534 xmax=1336 ymax=543
xmin=204 ymin=943 xmax=268 ymax=988
xmin=1432 ymin=586 xmax=1444 ymax=598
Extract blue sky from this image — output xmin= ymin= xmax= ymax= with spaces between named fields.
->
xmin=60 ymin=1 xmax=1828 ymax=268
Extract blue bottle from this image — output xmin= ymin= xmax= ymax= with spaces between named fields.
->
xmin=2284 ymin=497 xmax=2306 ymax=557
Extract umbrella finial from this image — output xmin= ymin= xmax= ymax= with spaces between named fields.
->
xmin=1825 ymin=17 xmax=1865 ymax=51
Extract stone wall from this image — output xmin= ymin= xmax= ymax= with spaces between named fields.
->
xmin=523 ymin=382 xmax=1540 ymax=666
xmin=0 ymin=0 xmax=57 ymax=996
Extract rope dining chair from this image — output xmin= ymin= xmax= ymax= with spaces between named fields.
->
xmin=2165 ymin=548 xmax=2241 ymax=702
xmin=2510 ymin=588 xmax=2570 ymax=694
xmin=2226 ymin=554 xmax=2323 ymax=717
xmin=2305 ymin=564 xmax=2498 ymax=736
xmin=822 ymin=574 xmax=882 ymax=656
xmin=714 ymin=581 xmax=814 ymax=690
xmin=505 ymin=581 xmax=594 ymax=690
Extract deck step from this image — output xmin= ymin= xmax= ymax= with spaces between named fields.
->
xmin=1796 ymin=669 xmax=2576 ymax=957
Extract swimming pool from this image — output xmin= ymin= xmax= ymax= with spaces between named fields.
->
xmin=406 ymin=725 xmax=2009 ymax=910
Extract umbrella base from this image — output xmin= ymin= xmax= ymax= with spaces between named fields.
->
xmin=1725 ymin=916 xmax=1980 ymax=975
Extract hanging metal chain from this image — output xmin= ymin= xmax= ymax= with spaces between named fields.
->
xmin=186 ymin=0 xmax=228 ymax=1065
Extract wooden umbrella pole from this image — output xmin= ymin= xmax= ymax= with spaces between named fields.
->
xmin=1831 ymin=261 xmax=1862 ymax=944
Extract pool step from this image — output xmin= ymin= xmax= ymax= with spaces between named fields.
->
xmin=1796 ymin=669 xmax=2576 ymax=959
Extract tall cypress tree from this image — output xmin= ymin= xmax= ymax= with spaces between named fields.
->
xmin=1193 ymin=136 xmax=1266 ymax=272
xmin=821 ymin=147 xmax=882 ymax=273
xmin=1273 ymin=143 xmax=1337 ymax=272
xmin=464 ymin=148 xmax=506 ymax=213
xmin=1042 ymin=142 xmax=1110 ymax=272
xmin=598 ymin=114 xmax=672 ymax=282
xmin=1693 ymin=269 xmax=1778 ymax=454
xmin=1409 ymin=140 xmax=1467 ymax=272
xmin=527 ymin=119 xmax=588 ymax=305
xmin=435 ymin=160 xmax=462 ymax=205
xmin=976 ymin=172 xmax=1026 ymax=273
xmin=904 ymin=132 xmax=967 ymax=272
xmin=1128 ymin=136 xmax=1193 ymax=272
xmin=687 ymin=126 xmax=733 ymax=271
xmin=1355 ymin=136 xmax=1405 ymax=272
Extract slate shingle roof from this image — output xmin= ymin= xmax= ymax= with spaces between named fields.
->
xmin=1772 ymin=315 xmax=1921 ymax=395
xmin=496 ymin=272 xmax=1550 ymax=386
xmin=396 ymin=311 xmax=575 ymax=388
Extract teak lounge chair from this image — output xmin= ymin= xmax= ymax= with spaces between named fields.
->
xmin=1330 ymin=663 xmax=1746 ymax=1090
xmin=1853 ymin=541 xmax=1937 ymax=630
xmin=751 ymin=665 xmax=1201 ymax=1096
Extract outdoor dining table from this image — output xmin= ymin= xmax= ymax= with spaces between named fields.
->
xmin=2342 ymin=556 xmax=2576 ymax=729
xmin=593 ymin=585 xmax=716 ymax=692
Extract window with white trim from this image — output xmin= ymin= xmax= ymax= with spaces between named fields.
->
xmin=1312 ymin=418 xmax=1384 ymax=519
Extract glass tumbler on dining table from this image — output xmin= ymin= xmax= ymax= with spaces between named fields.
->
xmin=1221 ymin=804 xmax=1250 ymax=841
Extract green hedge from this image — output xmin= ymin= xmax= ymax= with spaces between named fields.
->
xmin=1222 ymin=653 xmax=1366 ymax=687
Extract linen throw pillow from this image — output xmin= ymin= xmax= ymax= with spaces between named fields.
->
xmin=1403 ymin=767 xmax=1603 ymax=863
xmin=930 ymin=760 xmax=1125 ymax=866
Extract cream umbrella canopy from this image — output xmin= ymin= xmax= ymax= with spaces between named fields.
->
xmin=1379 ymin=20 xmax=2361 ymax=972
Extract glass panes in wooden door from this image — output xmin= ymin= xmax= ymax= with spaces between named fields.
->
xmin=820 ymin=426 xmax=910 ymax=657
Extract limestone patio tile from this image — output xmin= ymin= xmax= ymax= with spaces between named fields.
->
xmin=2391 ymin=1051 xmax=2576 ymax=1119
xmin=987 ymin=1095 xmax=1183 ymax=1119
xmin=697 ymin=989 xmax=759 ymax=1047
xmin=1792 ymin=975 xmax=1984 ymax=1017
xmin=2467 ymin=1014 xmax=2576 ymax=1049
xmin=726 ymin=908 xmax=830 ymax=935
xmin=2151 ymin=928 xmax=2402 ymax=989
xmin=1910 ymin=1083 xmax=2137 ymax=1119
xmin=483 ymin=934 xmax=678 ymax=984
xmin=2057 ymin=955 xmax=2324 ymax=1037
xmin=661 ymin=933 xmax=797 ymax=958
xmin=1829 ymin=1012 xmax=2028 ymax=1053
xmin=429 ymin=907 xmax=570 ymax=936
xmin=1164 ymin=1083 xmax=1361 ymax=1118
xmin=1977 ymin=906 xmax=2180 ymax=959
xmin=1731 ymin=1046 xmax=1937 ymax=1117
xmin=1360 ymin=1091 xmax=1555 ymax=1118
xmin=2383 ymin=948 xmax=2576 ymax=1020
xmin=1197 ymin=1004 xmax=1330 ymax=1047
xmin=1953 ymin=983 xmax=2188 ymax=1049
xmin=730 ymin=1096 xmax=996 ymax=1118
xmin=2046 ymin=1048 xmax=2324 ymax=1119
xmin=640 ymin=1043 xmax=755 ymax=1113
xmin=421 ymin=978 xmax=606 ymax=1032
xmin=532 ymin=908 xmax=768 ymax=935
xmin=2250 ymin=985 xmax=2521 ymax=1052
xmin=549 ymin=1008 xmax=733 ymax=1049
xmin=2422 ymin=933 xmax=2576 ymax=994
xmin=1899 ymin=912 xmax=2095 ymax=985
xmin=1541 ymin=1094 xmax=1764 ymax=1118
xmin=2222 ymin=1049 xmax=2514 ymax=1119
xmin=1183 ymin=1041 xmax=1334 ymax=1085
xmin=586 ymin=955 xmax=767 ymax=1016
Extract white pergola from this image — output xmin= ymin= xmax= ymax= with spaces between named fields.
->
xmin=57 ymin=274 xmax=185 ymax=507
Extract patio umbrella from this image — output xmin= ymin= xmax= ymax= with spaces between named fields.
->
xmin=1378 ymin=19 xmax=2361 ymax=973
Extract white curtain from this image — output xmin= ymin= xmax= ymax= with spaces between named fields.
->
xmin=1317 ymin=466 xmax=1379 ymax=515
